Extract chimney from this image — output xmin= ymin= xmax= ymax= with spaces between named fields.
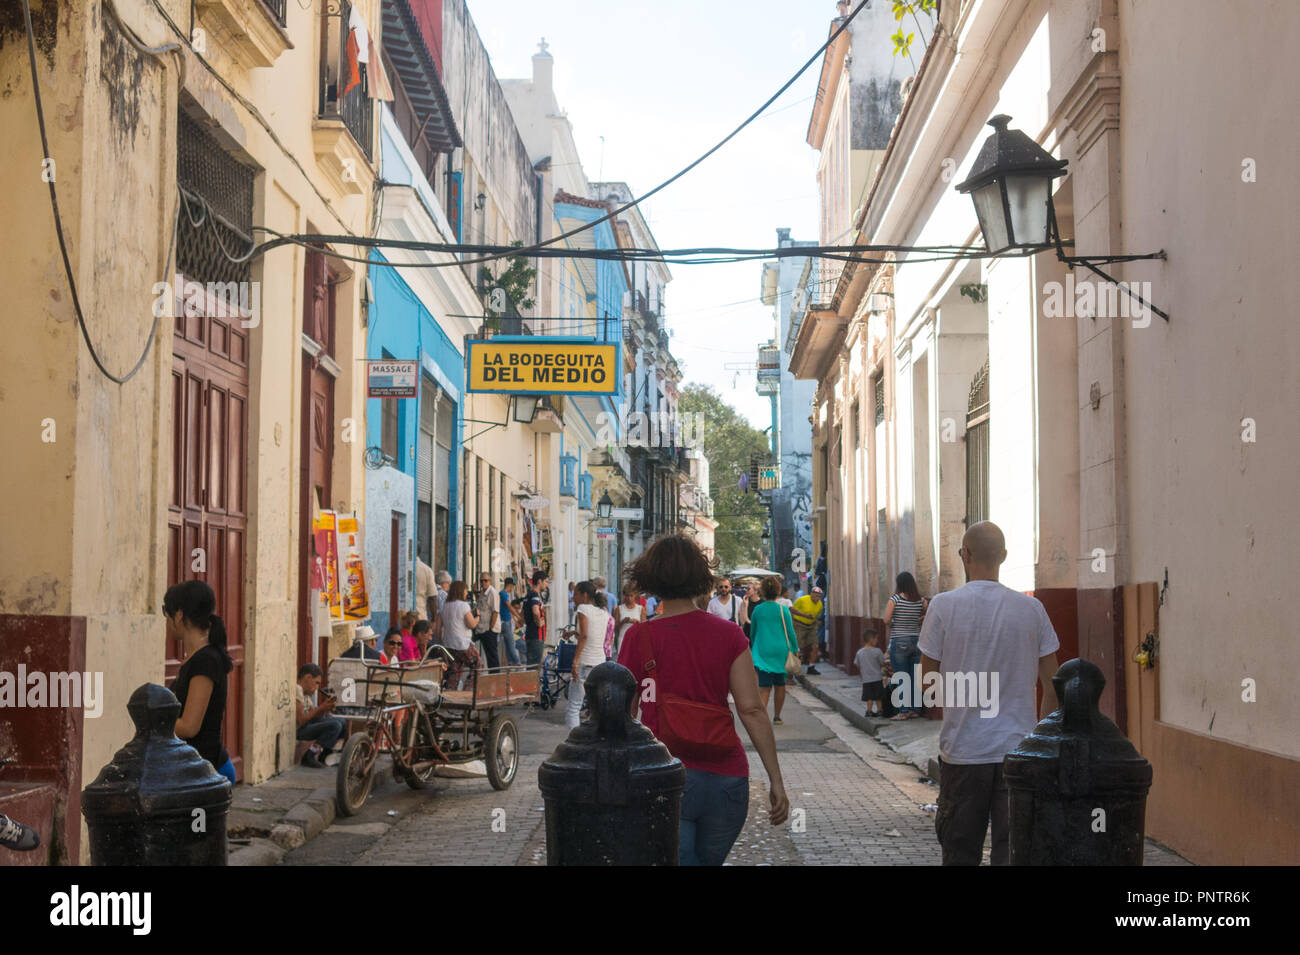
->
xmin=533 ymin=37 xmax=553 ymax=94
xmin=776 ymin=227 xmax=791 ymax=245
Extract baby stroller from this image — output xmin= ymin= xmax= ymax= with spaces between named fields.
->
xmin=536 ymin=629 xmax=578 ymax=710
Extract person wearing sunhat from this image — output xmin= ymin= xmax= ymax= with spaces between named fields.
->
xmin=339 ymin=624 xmax=384 ymax=662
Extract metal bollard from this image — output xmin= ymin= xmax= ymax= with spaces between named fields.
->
xmin=1003 ymin=658 xmax=1153 ymax=865
xmin=81 ymin=683 xmax=232 ymax=865
xmin=538 ymin=662 xmax=686 ymax=865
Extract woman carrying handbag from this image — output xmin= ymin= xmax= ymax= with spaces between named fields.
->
xmin=616 ymin=535 xmax=789 ymax=866
xmin=746 ymin=575 xmax=800 ymax=725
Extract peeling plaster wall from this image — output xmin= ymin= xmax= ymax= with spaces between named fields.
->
xmin=1 ymin=1 xmax=381 ymax=860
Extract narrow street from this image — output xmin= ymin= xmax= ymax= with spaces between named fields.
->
xmin=283 ymin=685 xmax=941 ymax=866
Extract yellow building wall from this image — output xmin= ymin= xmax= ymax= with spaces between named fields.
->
xmin=0 ymin=0 xmax=378 ymax=860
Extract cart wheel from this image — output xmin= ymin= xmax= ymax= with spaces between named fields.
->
xmin=404 ymin=714 xmax=438 ymax=790
xmin=336 ymin=732 xmax=377 ymax=816
xmin=485 ymin=715 xmax=519 ymax=790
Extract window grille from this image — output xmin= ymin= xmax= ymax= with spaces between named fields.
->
xmin=176 ymin=110 xmax=254 ymax=288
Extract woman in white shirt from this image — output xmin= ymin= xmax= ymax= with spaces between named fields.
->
xmin=567 ymin=580 xmax=611 ymax=729
xmin=438 ymin=580 xmax=480 ymax=687
xmin=613 ymin=584 xmax=645 ymax=660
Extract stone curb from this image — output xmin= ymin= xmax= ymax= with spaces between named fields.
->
xmin=228 ymin=785 xmax=337 ymax=865
xmin=795 ymin=672 xmax=938 ymax=779
xmin=795 ymin=672 xmax=881 ymax=738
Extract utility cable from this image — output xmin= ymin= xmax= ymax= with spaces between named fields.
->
xmin=146 ymin=0 xmax=357 ymax=239
xmin=246 ymin=0 xmax=879 ymax=270
xmin=21 ymin=0 xmax=179 ymax=385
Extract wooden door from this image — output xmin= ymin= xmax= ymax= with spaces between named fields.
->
xmin=298 ymin=249 xmax=337 ymax=668
xmin=168 ymin=282 xmax=249 ymax=780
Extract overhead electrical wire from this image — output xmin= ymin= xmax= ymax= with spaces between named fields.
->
xmin=245 ymin=0 xmax=881 ymax=270
xmin=21 ymin=0 xmax=180 ymax=385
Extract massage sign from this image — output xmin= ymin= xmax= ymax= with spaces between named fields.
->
xmin=467 ymin=339 xmax=620 ymax=395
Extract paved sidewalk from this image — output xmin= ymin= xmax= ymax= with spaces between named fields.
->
xmin=236 ymin=661 xmax=1191 ymax=866
xmin=227 ymin=763 xmax=343 ymax=864
xmin=797 ymin=661 xmax=1191 ymax=866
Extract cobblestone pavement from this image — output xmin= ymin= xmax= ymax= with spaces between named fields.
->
xmin=283 ymin=685 xmax=948 ymax=866
xmin=280 ymin=682 xmax=1187 ymax=866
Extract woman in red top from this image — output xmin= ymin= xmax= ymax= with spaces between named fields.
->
xmin=617 ymin=534 xmax=789 ymax=866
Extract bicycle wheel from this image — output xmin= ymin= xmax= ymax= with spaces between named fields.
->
xmin=404 ymin=711 xmax=439 ymax=790
xmin=336 ymin=732 xmax=377 ymax=816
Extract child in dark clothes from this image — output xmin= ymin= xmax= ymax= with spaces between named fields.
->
xmin=855 ymin=630 xmax=887 ymax=718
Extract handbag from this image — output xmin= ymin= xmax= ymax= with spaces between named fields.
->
xmin=638 ymin=619 xmax=737 ymax=761
xmin=779 ymin=606 xmax=802 ymax=677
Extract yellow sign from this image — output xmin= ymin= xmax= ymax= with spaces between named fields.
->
xmin=467 ymin=340 xmax=619 ymax=395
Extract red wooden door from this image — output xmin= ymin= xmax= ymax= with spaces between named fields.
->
xmin=298 ymin=249 xmax=337 ymax=669
xmin=168 ymin=283 xmax=249 ymax=780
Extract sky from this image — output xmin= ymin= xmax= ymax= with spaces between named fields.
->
xmin=465 ymin=0 xmax=842 ymax=429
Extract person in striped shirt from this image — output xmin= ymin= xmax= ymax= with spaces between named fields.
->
xmin=884 ymin=571 xmax=928 ymax=719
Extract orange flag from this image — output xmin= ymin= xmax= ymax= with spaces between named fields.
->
xmin=342 ymin=28 xmax=362 ymax=96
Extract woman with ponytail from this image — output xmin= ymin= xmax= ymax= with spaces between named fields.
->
xmin=164 ymin=580 xmax=236 ymax=785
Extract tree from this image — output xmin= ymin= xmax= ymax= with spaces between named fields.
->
xmin=478 ymin=241 xmax=536 ymax=332
xmin=679 ymin=384 xmax=771 ymax=570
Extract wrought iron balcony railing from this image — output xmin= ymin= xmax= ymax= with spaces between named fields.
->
xmin=318 ymin=0 xmax=374 ymax=161
xmin=261 ymin=0 xmax=287 ymax=27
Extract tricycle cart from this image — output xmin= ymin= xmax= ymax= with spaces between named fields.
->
xmin=332 ymin=650 xmax=540 ymax=816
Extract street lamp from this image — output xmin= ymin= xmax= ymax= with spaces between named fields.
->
xmin=955 ymin=115 xmax=1068 ymax=253
xmin=512 ymin=395 xmax=541 ymax=424
xmin=953 ymin=114 xmax=1169 ymax=321
xmin=597 ymin=490 xmax=613 ymax=519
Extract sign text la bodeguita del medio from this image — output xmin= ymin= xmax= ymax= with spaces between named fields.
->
xmin=467 ymin=340 xmax=620 ymax=395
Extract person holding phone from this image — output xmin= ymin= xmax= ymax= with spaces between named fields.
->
xmin=295 ymin=663 xmax=346 ymax=768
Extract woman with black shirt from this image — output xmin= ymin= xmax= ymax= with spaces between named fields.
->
xmin=165 ymin=580 xmax=235 ymax=785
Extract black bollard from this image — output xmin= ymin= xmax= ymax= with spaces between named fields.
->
xmin=537 ymin=662 xmax=686 ymax=865
xmin=1003 ymin=658 xmax=1153 ymax=865
xmin=81 ymin=683 xmax=233 ymax=865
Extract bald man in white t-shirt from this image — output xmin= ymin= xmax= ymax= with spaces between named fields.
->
xmin=918 ymin=521 xmax=1060 ymax=866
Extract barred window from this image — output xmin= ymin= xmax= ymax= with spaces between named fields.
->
xmin=176 ymin=110 xmax=255 ymax=289
xmin=873 ymin=372 xmax=885 ymax=426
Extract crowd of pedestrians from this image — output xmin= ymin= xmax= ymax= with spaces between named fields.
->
xmin=151 ymin=518 xmax=1059 ymax=869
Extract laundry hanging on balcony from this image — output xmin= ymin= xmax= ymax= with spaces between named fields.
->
xmin=342 ymin=6 xmax=393 ymax=101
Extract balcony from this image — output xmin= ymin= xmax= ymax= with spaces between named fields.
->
xmin=559 ymin=453 xmax=578 ymax=499
xmin=756 ymin=341 xmax=781 ymax=395
xmin=588 ymin=445 xmax=631 ymax=483
xmin=578 ymin=473 xmax=594 ymax=511
xmin=194 ymin=0 xmax=293 ymax=70
xmin=261 ymin=0 xmax=287 ymax=25
xmin=313 ymin=0 xmax=373 ymax=195
xmin=629 ymin=289 xmax=661 ymax=337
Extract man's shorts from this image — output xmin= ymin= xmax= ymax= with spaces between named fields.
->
xmin=793 ymin=620 xmax=817 ymax=649
xmin=756 ymin=668 xmax=787 ymax=688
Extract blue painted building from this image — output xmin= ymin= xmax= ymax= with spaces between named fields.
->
xmin=362 ymin=52 xmax=476 ymax=633
xmin=364 ymin=250 xmax=466 ymax=636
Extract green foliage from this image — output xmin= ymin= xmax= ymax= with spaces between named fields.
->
xmin=679 ymin=384 xmax=771 ymax=570
xmin=479 ymin=240 xmax=536 ymax=331
xmin=888 ymin=0 xmax=936 ymax=63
